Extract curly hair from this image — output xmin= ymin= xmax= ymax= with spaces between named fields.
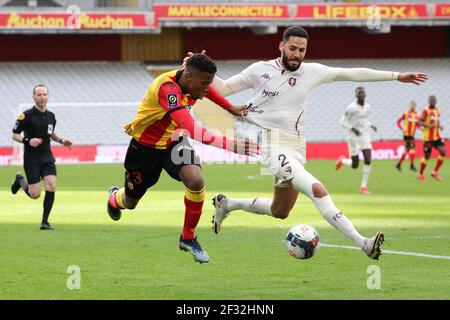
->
xmin=185 ymin=53 xmax=217 ymax=74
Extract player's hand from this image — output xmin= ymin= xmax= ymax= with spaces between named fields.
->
xmin=398 ymin=72 xmax=428 ymax=85
xmin=228 ymin=105 xmax=248 ymax=117
xmin=29 ymin=138 xmax=43 ymax=147
xmin=181 ymin=50 xmax=206 ymax=69
xmin=351 ymin=128 xmax=361 ymax=136
xmin=371 ymin=125 xmax=378 ymax=132
xmin=62 ymin=139 xmax=73 ymax=148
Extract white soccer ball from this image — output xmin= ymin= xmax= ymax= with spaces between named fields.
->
xmin=284 ymin=224 xmax=320 ymax=259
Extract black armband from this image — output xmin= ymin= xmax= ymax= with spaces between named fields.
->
xmin=59 ymin=138 xmax=64 ymax=144
xmin=22 ymin=137 xmax=30 ymax=145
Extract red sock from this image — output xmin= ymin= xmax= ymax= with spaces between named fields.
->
xmin=182 ymin=188 xmax=205 ymax=240
xmin=409 ymin=151 xmax=415 ymax=165
xmin=434 ymin=158 xmax=444 ymax=173
xmin=419 ymin=160 xmax=427 ymax=175
xmin=109 ymin=193 xmax=119 ymax=208
xmin=399 ymin=152 xmax=406 ymax=164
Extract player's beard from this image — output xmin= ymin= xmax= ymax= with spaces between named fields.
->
xmin=282 ymin=51 xmax=302 ymax=72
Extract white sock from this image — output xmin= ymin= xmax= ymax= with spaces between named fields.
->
xmin=225 ymin=198 xmax=273 ymax=217
xmin=291 ymin=170 xmax=366 ymax=247
xmin=342 ymin=158 xmax=352 ymax=166
xmin=361 ymin=164 xmax=371 ymax=188
xmin=314 ymin=195 xmax=365 ymax=247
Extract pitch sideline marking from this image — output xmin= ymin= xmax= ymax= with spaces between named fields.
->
xmin=321 ymin=243 xmax=450 ymax=260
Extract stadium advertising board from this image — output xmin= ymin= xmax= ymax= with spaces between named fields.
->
xmin=435 ymin=3 xmax=450 ymax=17
xmin=153 ymin=4 xmax=290 ymax=20
xmin=0 ymin=12 xmax=157 ymax=30
xmin=295 ymin=4 xmax=429 ymax=19
xmin=1 ymin=140 xmax=448 ymax=165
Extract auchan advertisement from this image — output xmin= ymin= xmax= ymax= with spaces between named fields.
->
xmin=0 ymin=12 xmax=156 ymax=30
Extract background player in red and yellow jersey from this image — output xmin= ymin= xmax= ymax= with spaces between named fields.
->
xmin=395 ymin=100 xmax=421 ymax=172
xmin=418 ymin=95 xmax=445 ymax=181
xmin=106 ymin=54 xmax=256 ymax=263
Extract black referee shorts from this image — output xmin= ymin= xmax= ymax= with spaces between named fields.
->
xmin=23 ymin=152 xmax=57 ymax=185
xmin=123 ymin=137 xmax=201 ymax=199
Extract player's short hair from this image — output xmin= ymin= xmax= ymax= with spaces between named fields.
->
xmin=283 ymin=26 xmax=309 ymax=42
xmin=33 ymin=84 xmax=48 ymax=95
xmin=186 ymin=54 xmax=217 ymax=75
xmin=355 ymin=86 xmax=365 ymax=93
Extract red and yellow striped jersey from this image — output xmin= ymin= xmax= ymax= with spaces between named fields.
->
xmin=421 ymin=106 xmax=441 ymax=141
xmin=396 ymin=111 xmax=420 ymax=137
xmin=124 ymin=70 xmax=190 ymax=149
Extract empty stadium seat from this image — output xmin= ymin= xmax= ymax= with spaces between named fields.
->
xmin=1 ymin=59 xmax=448 ymax=147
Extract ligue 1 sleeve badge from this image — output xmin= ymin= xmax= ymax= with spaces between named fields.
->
xmin=288 ymin=77 xmax=297 ymax=86
xmin=168 ymin=94 xmax=178 ymax=108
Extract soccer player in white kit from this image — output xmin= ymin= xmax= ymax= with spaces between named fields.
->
xmin=202 ymin=26 xmax=427 ymax=260
xmin=335 ymin=87 xmax=377 ymax=194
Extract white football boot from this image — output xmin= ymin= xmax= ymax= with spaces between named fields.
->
xmin=211 ymin=194 xmax=231 ymax=234
xmin=361 ymin=231 xmax=385 ymax=260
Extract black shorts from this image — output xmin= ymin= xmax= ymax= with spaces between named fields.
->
xmin=123 ymin=137 xmax=201 ymax=199
xmin=23 ymin=152 xmax=57 ymax=185
xmin=403 ymin=136 xmax=415 ymax=149
xmin=423 ymin=139 xmax=445 ymax=153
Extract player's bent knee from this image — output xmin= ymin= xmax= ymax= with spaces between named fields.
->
xmin=29 ymin=192 xmax=41 ymax=199
xmin=46 ymin=184 xmax=56 ymax=192
xmin=185 ymin=179 xmax=204 ymax=192
xmin=271 ymin=211 xmax=290 ymax=219
xmin=270 ymin=204 xmax=293 ymax=219
xmin=312 ymin=183 xmax=328 ymax=198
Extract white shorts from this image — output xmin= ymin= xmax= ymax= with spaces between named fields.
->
xmin=348 ymin=137 xmax=372 ymax=157
xmin=260 ymin=144 xmax=308 ymax=189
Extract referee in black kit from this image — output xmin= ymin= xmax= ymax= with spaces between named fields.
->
xmin=11 ymin=84 xmax=72 ymax=230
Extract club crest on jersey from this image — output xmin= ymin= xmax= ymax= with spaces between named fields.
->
xmin=48 ymin=124 xmax=53 ymax=134
xmin=168 ymin=94 xmax=178 ymax=108
xmin=288 ymin=77 xmax=297 ymax=86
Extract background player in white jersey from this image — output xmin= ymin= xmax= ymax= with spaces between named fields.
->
xmin=335 ymin=87 xmax=377 ymax=194
xmin=187 ymin=26 xmax=427 ymax=260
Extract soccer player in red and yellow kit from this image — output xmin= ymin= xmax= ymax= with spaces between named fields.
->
xmin=106 ymin=54 xmax=256 ymax=263
xmin=418 ymin=95 xmax=445 ymax=181
xmin=395 ymin=101 xmax=421 ymax=172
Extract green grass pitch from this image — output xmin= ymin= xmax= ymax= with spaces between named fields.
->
xmin=0 ymin=160 xmax=449 ymax=299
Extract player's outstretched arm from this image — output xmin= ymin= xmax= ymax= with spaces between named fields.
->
xmin=397 ymin=72 xmax=428 ymax=85
xmin=329 ymin=67 xmax=428 ymax=85
xmin=169 ymin=107 xmax=256 ymax=156
xmin=212 ymin=73 xmax=250 ymax=97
